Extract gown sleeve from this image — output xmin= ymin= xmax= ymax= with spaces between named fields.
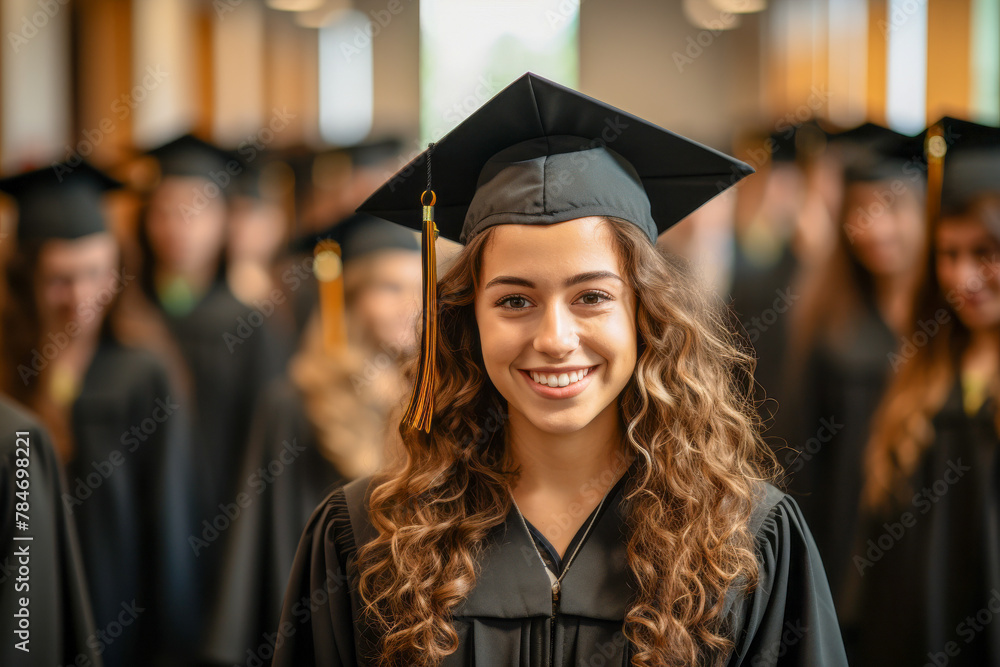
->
xmin=727 ymin=486 xmax=849 ymax=666
xmin=271 ymin=487 xmax=359 ymax=667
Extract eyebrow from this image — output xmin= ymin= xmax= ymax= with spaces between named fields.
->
xmin=483 ymin=270 xmax=624 ymax=290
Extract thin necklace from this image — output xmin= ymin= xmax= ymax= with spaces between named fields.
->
xmin=510 ymin=455 xmax=627 ymax=597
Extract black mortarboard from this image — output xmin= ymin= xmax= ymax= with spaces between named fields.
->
xmin=931 ymin=117 xmax=1000 ymax=217
xmin=144 ymin=133 xmax=237 ymax=182
xmin=355 ymin=72 xmax=754 ymax=433
xmin=766 ymin=119 xmax=829 ymax=164
xmin=358 ymin=72 xmax=753 ymax=245
xmin=290 ymin=213 xmax=419 ymax=264
xmin=0 ymin=161 xmax=122 ymax=242
xmin=830 ymin=122 xmax=926 ymax=183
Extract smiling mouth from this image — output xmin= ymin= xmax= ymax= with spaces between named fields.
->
xmin=525 ymin=367 xmax=594 ymax=388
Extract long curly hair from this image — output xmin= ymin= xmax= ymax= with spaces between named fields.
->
xmin=356 ymin=217 xmax=774 ymax=666
xmin=863 ymin=194 xmax=1000 ymax=510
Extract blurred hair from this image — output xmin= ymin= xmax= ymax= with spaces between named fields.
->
xmin=354 ymin=217 xmax=776 ymax=666
xmin=863 ymin=193 xmax=1000 ymax=509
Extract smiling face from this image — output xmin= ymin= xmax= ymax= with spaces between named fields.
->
xmin=936 ymin=213 xmax=1000 ymax=332
xmin=473 ymin=216 xmax=638 ymax=435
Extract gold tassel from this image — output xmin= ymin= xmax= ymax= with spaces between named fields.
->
xmin=925 ymin=122 xmax=946 ymax=226
xmin=401 ymin=189 xmax=438 ymax=433
xmin=314 ymin=240 xmax=347 ymax=354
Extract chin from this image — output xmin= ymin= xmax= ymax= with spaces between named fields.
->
xmin=514 ymin=402 xmax=603 ymax=435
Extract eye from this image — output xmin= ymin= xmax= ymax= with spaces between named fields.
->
xmin=576 ymin=290 xmax=613 ymax=306
xmin=496 ymin=294 xmax=533 ymax=310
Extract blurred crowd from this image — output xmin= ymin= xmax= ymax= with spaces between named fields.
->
xmin=1 ymin=110 xmax=999 ymax=666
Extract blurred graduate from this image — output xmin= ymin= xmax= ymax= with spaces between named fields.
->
xmin=0 ymin=161 xmax=200 ymax=665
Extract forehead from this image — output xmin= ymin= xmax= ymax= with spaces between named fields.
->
xmin=479 ymin=217 xmax=622 ymax=280
xmin=936 ymin=216 xmax=997 ymax=246
xmin=38 ymin=233 xmax=116 ymax=268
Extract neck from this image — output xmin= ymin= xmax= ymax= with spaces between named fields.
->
xmin=507 ymin=403 xmax=628 ymax=497
xmin=873 ymin=268 xmax=918 ymax=333
xmin=965 ymin=326 xmax=1000 ymax=369
xmin=156 ymin=264 xmax=215 ymax=296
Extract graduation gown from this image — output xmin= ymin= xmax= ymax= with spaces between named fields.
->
xmin=854 ymin=382 xmax=1000 ymax=666
xmin=785 ymin=301 xmax=896 ymax=613
xmin=200 ymin=378 xmax=344 ymax=665
xmin=65 ymin=336 xmax=200 ymax=666
xmin=157 ymin=280 xmax=284 ymax=512
xmin=272 ymin=469 xmax=848 ymax=666
xmin=0 ymin=397 xmax=101 ymax=667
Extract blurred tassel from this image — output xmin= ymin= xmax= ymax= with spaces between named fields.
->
xmin=314 ymin=240 xmax=347 ymax=354
xmin=925 ymin=123 xmax=946 ymax=225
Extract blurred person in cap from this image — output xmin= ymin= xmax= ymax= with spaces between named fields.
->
xmin=0 ymin=160 xmax=201 ymax=666
xmin=854 ymin=117 xmax=1000 ymax=666
xmin=0 ymin=397 xmax=101 ymax=666
xmin=272 ymin=73 xmax=847 ymax=667
xmin=137 ymin=133 xmax=284 ymax=515
xmin=200 ymin=212 xmax=420 ymax=665
xmin=782 ymin=123 xmax=928 ymax=624
xmin=225 ymin=152 xmax=297 ymax=367
xmin=727 ymin=121 xmax=834 ymax=437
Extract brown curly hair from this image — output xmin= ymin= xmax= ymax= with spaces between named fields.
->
xmin=356 ymin=217 xmax=774 ymax=666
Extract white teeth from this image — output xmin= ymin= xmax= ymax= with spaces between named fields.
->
xmin=528 ymin=368 xmax=593 ymax=388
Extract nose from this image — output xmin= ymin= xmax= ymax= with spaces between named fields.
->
xmin=533 ymin=302 xmax=579 ymax=358
xmin=953 ymin=255 xmax=984 ymax=294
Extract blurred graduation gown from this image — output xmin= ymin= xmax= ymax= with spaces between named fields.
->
xmin=271 ymin=471 xmax=848 ymax=666
xmin=854 ymin=382 xmax=1000 ymax=666
xmin=200 ymin=379 xmax=343 ymax=665
xmin=0 ymin=397 xmax=101 ymax=666
xmin=66 ymin=332 xmax=202 ymax=666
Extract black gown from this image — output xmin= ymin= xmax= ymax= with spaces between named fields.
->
xmin=200 ymin=378 xmax=344 ymax=665
xmin=65 ymin=336 xmax=201 ymax=666
xmin=272 ymin=467 xmax=848 ymax=666
xmin=784 ymin=301 xmax=896 ymax=616
xmin=0 ymin=397 xmax=101 ymax=666
xmin=854 ymin=382 xmax=1000 ymax=666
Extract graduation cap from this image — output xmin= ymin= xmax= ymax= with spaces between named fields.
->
xmin=290 ymin=212 xmax=419 ymax=264
xmin=929 ymin=117 xmax=1000 ymax=218
xmin=828 ymin=122 xmax=926 ymax=184
xmin=144 ymin=133 xmax=238 ymax=184
xmin=766 ymin=120 xmax=830 ymax=164
xmin=356 ymin=72 xmax=754 ymax=432
xmin=0 ymin=161 xmax=122 ymax=242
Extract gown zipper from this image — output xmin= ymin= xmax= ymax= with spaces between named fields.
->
xmin=511 ymin=493 xmax=610 ymax=667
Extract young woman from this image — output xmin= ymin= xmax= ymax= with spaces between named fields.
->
xmin=782 ymin=125 xmax=927 ymax=613
xmin=272 ymin=74 xmax=847 ymax=666
xmin=0 ymin=161 xmax=200 ymax=666
xmin=856 ymin=117 xmax=1000 ymax=666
